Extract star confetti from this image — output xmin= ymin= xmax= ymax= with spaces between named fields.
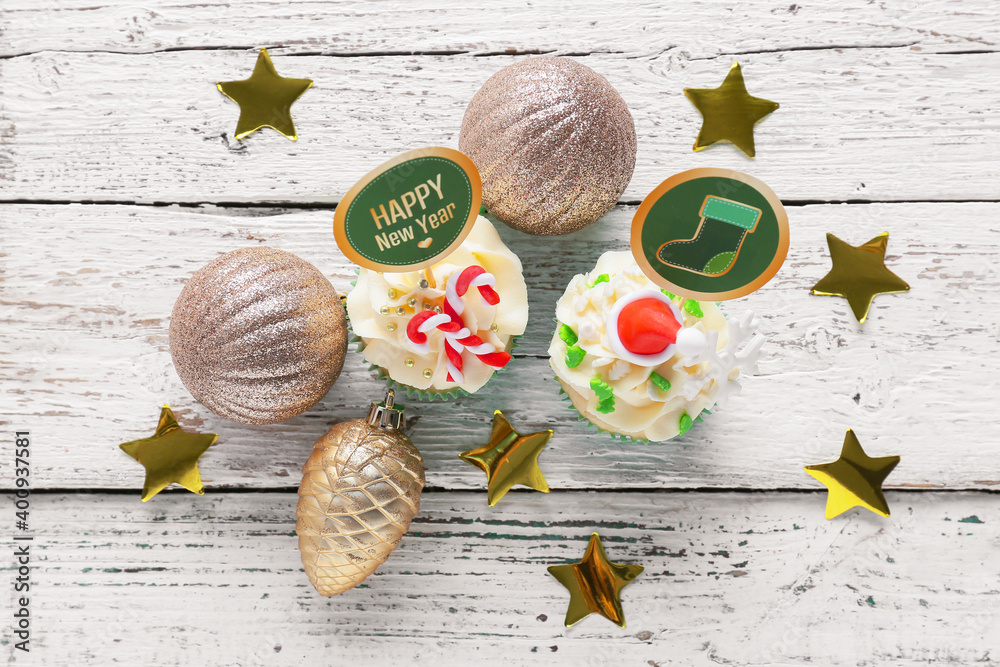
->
xmin=811 ymin=232 xmax=910 ymax=323
xmin=548 ymin=533 xmax=644 ymax=628
xmin=805 ymin=429 xmax=900 ymax=519
xmin=459 ymin=410 xmax=552 ymax=506
xmin=216 ymin=48 xmax=313 ymax=141
xmin=684 ymin=62 xmax=779 ymax=158
xmin=119 ymin=405 xmax=218 ymax=502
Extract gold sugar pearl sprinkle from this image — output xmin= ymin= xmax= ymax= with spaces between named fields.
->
xmin=408 ymin=298 xmax=418 ymax=308
xmin=491 ymin=323 xmax=500 ymax=332
xmin=395 ymin=306 xmax=406 ymax=315
xmin=387 ymin=288 xmax=397 ymax=300
xmin=419 ymin=280 xmax=430 ymax=290
xmin=386 ymin=322 xmax=397 ymax=332
xmin=404 ymin=358 xmax=414 ymax=368
xmin=379 ymin=305 xmax=389 ymax=315
xmin=423 ymin=302 xmax=432 ymax=310
xmin=434 ymin=306 xmax=442 ymax=314
xmin=422 ymin=369 xmax=433 ymax=379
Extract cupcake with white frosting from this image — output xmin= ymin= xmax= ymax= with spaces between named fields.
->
xmin=549 ymin=251 xmax=764 ymax=441
xmin=347 ymin=216 xmax=528 ymax=398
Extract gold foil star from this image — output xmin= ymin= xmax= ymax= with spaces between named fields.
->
xmin=548 ymin=533 xmax=644 ymax=628
xmin=684 ymin=62 xmax=779 ymax=158
xmin=805 ymin=429 xmax=900 ymax=519
xmin=216 ymin=48 xmax=313 ymax=141
xmin=459 ymin=410 xmax=552 ymax=506
xmin=811 ymin=232 xmax=910 ymax=323
xmin=119 ymin=405 xmax=218 ymax=502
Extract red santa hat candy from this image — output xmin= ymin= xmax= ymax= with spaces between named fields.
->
xmin=607 ymin=289 xmax=706 ymax=365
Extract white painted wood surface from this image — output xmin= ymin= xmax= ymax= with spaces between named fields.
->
xmin=2 ymin=0 xmax=997 ymax=56
xmin=2 ymin=49 xmax=998 ymax=204
xmin=2 ymin=1 xmax=999 ymax=664
xmin=4 ymin=492 xmax=998 ymax=666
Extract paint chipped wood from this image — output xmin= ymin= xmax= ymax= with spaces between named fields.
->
xmin=3 ymin=492 xmax=996 ymax=665
xmin=1 ymin=50 xmax=998 ymax=204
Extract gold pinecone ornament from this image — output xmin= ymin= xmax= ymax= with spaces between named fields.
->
xmin=296 ymin=390 xmax=425 ymax=596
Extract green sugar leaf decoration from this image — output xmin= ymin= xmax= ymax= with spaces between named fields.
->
xmin=590 ymin=377 xmax=614 ymax=401
xmin=596 ymin=398 xmax=616 ymax=414
xmin=678 ymin=411 xmax=694 ymax=435
xmin=683 ymin=299 xmax=703 ymax=318
xmin=565 ymin=345 xmax=586 ymax=368
xmin=589 ymin=273 xmax=610 ymax=288
xmin=650 ymin=371 xmax=671 ymax=392
xmin=558 ymin=323 xmax=578 ymax=346
xmin=661 ymin=288 xmax=677 ymax=300
xmin=590 ymin=377 xmax=616 ymax=413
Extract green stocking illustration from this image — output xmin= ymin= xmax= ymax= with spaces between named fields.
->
xmin=656 ymin=196 xmax=762 ymax=277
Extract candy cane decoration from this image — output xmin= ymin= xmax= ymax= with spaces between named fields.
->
xmin=405 ymin=266 xmax=510 ymax=383
xmin=446 ymin=265 xmax=499 ymax=316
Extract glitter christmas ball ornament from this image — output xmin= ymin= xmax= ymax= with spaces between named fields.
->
xmin=459 ymin=57 xmax=637 ymax=236
xmin=297 ymin=390 xmax=425 ymax=596
xmin=169 ymin=247 xmax=348 ymax=425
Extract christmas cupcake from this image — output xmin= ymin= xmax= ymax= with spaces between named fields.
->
xmin=347 ymin=216 xmax=528 ymax=398
xmin=549 ymin=251 xmax=763 ymax=442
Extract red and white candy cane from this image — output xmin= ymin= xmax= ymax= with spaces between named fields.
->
xmin=445 ymin=265 xmax=499 ymax=316
xmin=405 ymin=266 xmax=510 ymax=383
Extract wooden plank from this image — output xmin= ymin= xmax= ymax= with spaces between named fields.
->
xmin=5 ymin=491 xmax=997 ymax=665
xmin=1 ymin=50 xmax=998 ymax=204
xmin=2 ymin=0 xmax=997 ymax=57
xmin=3 ymin=201 xmax=998 ymax=491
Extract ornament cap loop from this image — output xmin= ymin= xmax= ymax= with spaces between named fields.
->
xmin=367 ymin=388 xmax=404 ymax=430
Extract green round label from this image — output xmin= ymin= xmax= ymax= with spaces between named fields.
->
xmin=334 ymin=147 xmax=482 ymax=272
xmin=630 ymin=168 xmax=789 ymax=300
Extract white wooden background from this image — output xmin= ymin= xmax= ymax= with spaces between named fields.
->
xmin=2 ymin=1 xmax=999 ymax=664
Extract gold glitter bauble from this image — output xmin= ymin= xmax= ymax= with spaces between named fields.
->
xmin=169 ymin=247 xmax=347 ymax=425
xmin=459 ymin=57 xmax=636 ymax=236
xmin=296 ymin=417 xmax=424 ymax=596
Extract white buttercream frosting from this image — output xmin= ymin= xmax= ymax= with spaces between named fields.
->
xmin=549 ymin=251 xmax=756 ymax=442
xmin=348 ymin=216 xmax=528 ymax=394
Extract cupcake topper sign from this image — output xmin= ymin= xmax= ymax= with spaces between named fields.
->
xmin=334 ymin=147 xmax=482 ymax=272
xmin=630 ymin=168 xmax=789 ymax=301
